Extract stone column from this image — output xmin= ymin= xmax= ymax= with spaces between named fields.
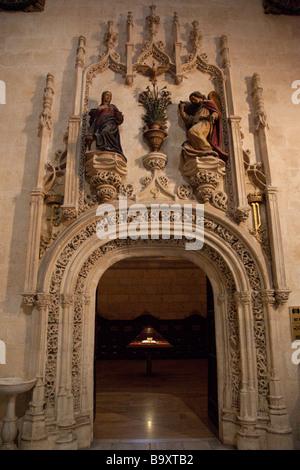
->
xmin=251 ymin=74 xmax=290 ymax=304
xmin=173 ymin=12 xmax=183 ymax=84
xmin=264 ymin=186 xmax=290 ymax=304
xmin=80 ymin=295 xmax=93 ymax=416
xmin=23 ymin=74 xmax=54 ymax=297
xmin=61 ymin=115 xmax=81 ymax=219
xmin=220 ymin=37 xmax=249 ymax=223
xmin=228 ymin=116 xmax=250 ymax=223
xmin=20 ymin=293 xmax=50 ymax=450
xmin=61 ymin=36 xmax=86 ymax=220
xmin=217 ymin=293 xmax=237 ymax=445
xmin=235 ymin=291 xmax=260 ymax=450
xmin=55 ymin=294 xmax=77 ymax=450
xmin=125 ymin=12 xmax=134 ymax=85
xmin=260 ymin=290 xmax=293 ymax=449
xmin=220 ymin=35 xmax=234 ymax=115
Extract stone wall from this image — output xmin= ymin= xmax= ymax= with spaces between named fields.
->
xmin=97 ymin=258 xmax=207 ymax=320
xmin=0 ymin=0 xmax=300 ymax=448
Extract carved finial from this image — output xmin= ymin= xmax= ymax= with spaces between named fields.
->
xmin=76 ymin=35 xmax=86 ymax=68
xmin=103 ymin=20 xmax=118 ymax=50
xmin=220 ymin=35 xmax=230 ymax=68
xmin=190 ymin=20 xmax=202 ymax=51
xmin=173 ymin=11 xmax=179 ymax=25
xmin=251 ymin=73 xmax=268 ymax=130
xmin=146 ymin=4 xmax=160 ymax=39
xmin=127 ymin=11 xmax=133 ymax=26
xmin=39 ymin=73 xmax=54 ymax=136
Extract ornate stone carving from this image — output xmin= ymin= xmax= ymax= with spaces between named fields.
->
xmin=211 ymin=190 xmax=228 ymax=212
xmin=260 ymin=289 xmax=276 ymax=305
xmin=22 ymin=294 xmax=36 ymax=307
xmin=145 ymin=4 xmax=160 ymax=39
xmin=61 ymin=294 xmax=74 ymax=306
xmin=189 ymin=20 xmax=202 ymax=52
xmin=38 ymin=73 xmax=54 ymax=136
xmin=138 ymin=83 xmax=171 ymax=158
xmin=136 ymin=171 xmax=176 ymax=202
xmin=182 ymin=155 xmax=227 ymax=206
xmin=275 ymin=288 xmax=291 ymax=305
xmin=235 ymin=291 xmax=252 ymax=305
xmin=243 ymin=149 xmax=266 ymax=191
xmin=40 ymin=194 xmax=64 ymax=259
xmin=251 ymin=73 xmax=268 ymax=131
xmin=76 ymin=36 xmax=86 ymax=69
xmin=85 ymin=151 xmax=127 ymax=203
xmin=142 ymin=152 xmax=167 ymax=172
xmin=77 ymin=7 xmax=231 ymax=216
xmin=43 ymin=210 xmax=270 ymax=417
xmin=61 ymin=207 xmax=78 ymax=220
xmin=177 ymin=184 xmax=195 ymax=200
xmin=35 ymin=293 xmax=51 ymax=309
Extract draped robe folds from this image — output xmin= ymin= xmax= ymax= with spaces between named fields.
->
xmin=182 ymin=99 xmax=228 ymax=163
xmin=88 ymin=105 xmax=126 ymax=160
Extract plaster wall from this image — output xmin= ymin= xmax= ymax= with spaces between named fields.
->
xmin=0 ymin=0 xmax=299 ymax=448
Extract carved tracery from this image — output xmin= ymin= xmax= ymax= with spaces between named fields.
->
xmin=43 ymin=212 xmax=269 ymax=418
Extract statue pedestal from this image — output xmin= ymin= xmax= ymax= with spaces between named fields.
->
xmin=85 ymin=150 xmax=127 ymax=203
xmin=182 ymin=155 xmax=227 ymax=205
xmin=143 ymin=152 xmax=167 ymax=172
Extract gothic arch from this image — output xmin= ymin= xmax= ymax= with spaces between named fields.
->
xmin=20 ymin=204 xmax=292 ymax=450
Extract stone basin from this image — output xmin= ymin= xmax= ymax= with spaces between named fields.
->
xmin=0 ymin=377 xmax=37 ymax=449
xmin=0 ymin=377 xmax=36 ymax=395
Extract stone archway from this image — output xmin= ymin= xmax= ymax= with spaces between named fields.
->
xmin=20 ymin=209 xmax=293 ymax=450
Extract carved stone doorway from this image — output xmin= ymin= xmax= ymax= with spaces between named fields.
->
xmin=92 ymin=256 xmax=218 ymax=441
xmin=21 ymin=216 xmax=293 ymax=450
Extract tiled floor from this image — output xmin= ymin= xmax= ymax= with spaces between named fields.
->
xmin=89 ymin=438 xmax=233 ymax=450
xmin=90 ymin=358 xmax=234 ymax=450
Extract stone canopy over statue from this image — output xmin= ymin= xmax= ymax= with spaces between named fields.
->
xmin=87 ymin=90 xmax=126 ymax=160
xmin=178 ymin=91 xmax=228 ymax=163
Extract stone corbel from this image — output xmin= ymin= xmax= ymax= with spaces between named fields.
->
xmin=85 ymin=150 xmax=127 ymax=203
xmin=182 ymin=156 xmax=227 ymax=209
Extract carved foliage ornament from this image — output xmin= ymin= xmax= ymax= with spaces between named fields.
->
xmin=0 ymin=0 xmax=45 ymax=11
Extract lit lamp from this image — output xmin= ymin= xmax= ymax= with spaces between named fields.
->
xmin=127 ymin=326 xmax=172 ymax=375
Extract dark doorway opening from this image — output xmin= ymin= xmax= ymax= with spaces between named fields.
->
xmin=93 ymin=257 xmax=218 ymax=440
